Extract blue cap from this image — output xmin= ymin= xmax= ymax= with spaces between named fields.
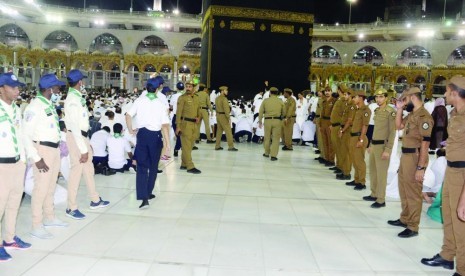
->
xmin=67 ymin=69 xmax=87 ymax=83
xmin=0 ymin=72 xmax=25 ymax=87
xmin=161 ymin=86 xmax=171 ymax=95
xmin=146 ymin=76 xmax=164 ymax=89
xmin=176 ymin=82 xmax=184 ymax=90
xmin=39 ymin=74 xmax=66 ymax=89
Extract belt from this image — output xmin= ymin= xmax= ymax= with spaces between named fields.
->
xmin=371 ymin=140 xmax=385 ymax=145
xmin=34 ymin=141 xmax=60 ymax=148
xmin=0 ymin=156 xmax=20 ymax=164
xmin=315 ymin=115 xmax=320 ymax=118
xmin=331 ymin=123 xmax=340 ymax=127
xmin=291 ymin=115 xmax=297 ymax=118
xmin=218 ymin=112 xmax=225 ymax=114
xmin=341 ymin=125 xmax=345 ymax=128
xmin=181 ymin=117 xmax=196 ymax=123
xmin=447 ymin=161 xmax=465 ymax=168
xmin=350 ymin=132 xmax=361 ymax=137
xmin=401 ymin=147 xmax=418 ymax=153
xmin=265 ymin=117 xmax=282 ymax=120
xmin=322 ymin=116 xmax=330 ymax=120
xmin=201 ymin=107 xmax=209 ymax=110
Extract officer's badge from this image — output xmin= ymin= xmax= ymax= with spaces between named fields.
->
xmin=350 ymin=106 xmax=355 ymax=110
xmin=391 ymin=112 xmax=396 ymax=117
xmin=422 ymin=123 xmax=430 ymax=130
xmin=364 ymin=112 xmax=369 ymax=117
xmin=25 ymin=112 xmax=34 ymax=122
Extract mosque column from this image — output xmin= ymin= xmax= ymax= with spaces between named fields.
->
xmin=173 ymin=59 xmax=178 ymax=87
xmin=120 ymin=59 xmax=124 ymax=89
xmin=13 ymin=51 xmax=18 ymax=76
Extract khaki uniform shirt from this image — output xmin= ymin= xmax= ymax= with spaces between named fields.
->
xmin=321 ymin=97 xmax=335 ymax=120
xmin=342 ymin=100 xmax=356 ymax=127
xmin=176 ymin=93 xmax=200 ymax=126
xmin=258 ymin=95 xmax=284 ymax=121
xmin=402 ymin=106 xmax=433 ymax=148
xmin=446 ymin=107 xmax=465 ymax=162
xmin=330 ymin=97 xmax=345 ymax=125
xmin=23 ymin=96 xmax=61 ymax=162
xmin=372 ymin=104 xmax=397 ymax=154
xmin=197 ymin=90 xmax=212 ymax=112
xmin=351 ymin=103 xmax=371 ymax=134
xmin=64 ymin=88 xmax=90 ymax=154
xmin=215 ymin=94 xmax=231 ymax=120
xmin=283 ymin=97 xmax=297 ymax=119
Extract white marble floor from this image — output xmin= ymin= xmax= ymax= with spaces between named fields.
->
xmin=4 ymin=142 xmax=452 ymax=276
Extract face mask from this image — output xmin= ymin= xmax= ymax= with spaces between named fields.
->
xmin=51 ymin=93 xmax=60 ymax=103
xmin=405 ymin=102 xmax=414 ymax=112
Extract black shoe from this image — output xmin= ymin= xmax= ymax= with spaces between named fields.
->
xmin=206 ymin=140 xmax=215 ymax=144
xmin=263 ymin=153 xmax=270 ymax=158
xmin=195 ymin=140 xmax=200 ymax=144
xmin=398 ymin=228 xmax=418 ymax=238
xmin=314 ymin=157 xmax=320 ymax=160
xmin=180 ymin=166 xmax=187 ymax=170
xmin=329 ymin=167 xmax=338 ymax=171
xmin=363 ymin=195 xmax=377 ymax=201
xmin=371 ymin=202 xmax=386 ymax=208
xmin=192 ymin=146 xmax=198 ymax=150
xmin=318 ymin=158 xmax=326 ymax=164
xmin=139 ymin=200 xmax=149 ymax=209
xmin=215 ymin=147 xmax=223 ymax=150
xmin=315 ymin=150 xmax=321 ymax=154
xmin=282 ymin=146 xmax=293 ymax=151
xmin=336 ymin=174 xmax=351 ymax=180
xmin=345 ymin=180 xmax=356 ymax=186
xmin=157 ymin=169 xmax=163 ymax=173
xmin=333 ymin=169 xmax=342 ymax=174
xmin=421 ymin=254 xmax=454 ymax=270
xmin=149 ymin=194 xmax=156 ymax=200
xmin=173 ymin=150 xmax=179 ymax=157
xmin=354 ymin=184 xmax=366 ymax=190
xmin=453 ymin=273 xmax=462 ymax=276
xmin=271 ymin=157 xmax=278 ymax=161
xmin=187 ymin=168 xmax=202 ymax=174
xmin=387 ymin=219 xmax=407 ymax=228
xmin=324 ymin=161 xmax=335 ymax=167
xmin=228 ymin=148 xmax=238 ymax=151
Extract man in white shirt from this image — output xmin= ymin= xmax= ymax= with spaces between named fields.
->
xmin=424 ymin=98 xmax=435 ymax=114
xmin=64 ymin=70 xmax=109 ymax=220
xmin=234 ymin=109 xmax=253 ymax=143
xmin=107 ymin=123 xmax=134 ymax=172
xmin=90 ymin=126 xmax=110 ymax=166
xmin=367 ymin=96 xmax=379 ymax=146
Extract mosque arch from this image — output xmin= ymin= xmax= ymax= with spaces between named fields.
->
xmin=42 ymin=30 xmax=78 ymax=52
xmin=352 ymin=46 xmax=383 ymax=65
xmin=0 ymin=24 xmax=30 ymax=48
xmin=396 ymin=45 xmax=432 ymax=66
xmin=447 ymin=45 xmax=465 ymax=66
xmin=136 ymin=35 xmax=169 ymax=55
xmin=312 ymin=45 xmax=342 ymax=65
xmin=181 ymin=37 xmax=201 ymax=56
xmin=89 ymin=33 xmax=123 ymax=54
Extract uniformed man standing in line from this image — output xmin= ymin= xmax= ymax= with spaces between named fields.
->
xmin=0 ymin=73 xmax=31 ymax=262
xmin=364 ymin=88 xmax=396 ymax=208
xmin=320 ymin=87 xmax=336 ymax=166
xmin=170 ymin=82 xmax=184 ymax=157
xmin=388 ymin=87 xmax=433 ymax=238
xmin=336 ymin=89 xmax=356 ymax=180
xmin=126 ymin=77 xmax=170 ymax=209
xmin=314 ymin=90 xmax=325 ymax=162
xmin=64 ymin=70 xmax=109 ymax=220
xmin=329 ymin=86 xmax=345 ymax=174
xmin=215 ymin=86 xmax=238 ymax=151
xmin=259 ymin=87 xmax=284 ymax=161
xmin=282 ymin=88 xmax=296 ymax=151
xmin=23 ymin=74 xmax=68 ymax=239
xmin=346 ymin=90 xmax=371 ymax=191
xmin=195 ymin=83 xmax=214 ymax=144
xmin=176 ymin=81 xmax=202 ymax=174
xmin=421 ymin=75 xmax=465 ymax=276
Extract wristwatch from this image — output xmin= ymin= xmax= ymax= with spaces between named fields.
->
xmin=416 ymin=166 xmax=426 ymax=170
xmin=359 ymin=139 xmax=364 ymax=143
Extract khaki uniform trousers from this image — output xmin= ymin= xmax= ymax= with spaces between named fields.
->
xmin=67 ymin=132 xmax=100 ymax=211
xmin=0 ymin=161 xmax=25 ymax=242
xmin=340 ymin=131 xmax=352 ymax=175
xmin=321 ymin=121 xmax=334 ymax=162
xmin=283 ymin=118 xmax=295 ymax=149
xmin=330 ymin=127 xmax=341 ymax=168
xmin=264 ymin=119 xmax=282 ymax=158
xmin=196 ymin=109 xmax=211 ymax=141
xmin=32 ymin=144 xmax=60 ymax=229
xmin=215 ymin=115 xmax=234 ymax=149
xmin=398 ymin=152 xmax=424 ymax=232
xmin=349 ymin=136 xmax=368 ymax=184
xmin=180 ymin=120 xmax=196 ymax=170
xmin=440 ymin=166 xmax=465 ymax=275
xmin=316 ymin=122 xmax=325 ymax=158
xmin=369 ymin=144 xmax=390 ymax=204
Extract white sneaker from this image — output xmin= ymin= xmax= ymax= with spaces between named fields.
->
xmin=129 ymin=167 xmax=136 ymax=174
xmin=43 ymin=218 xmax=69 ymax=227
xmin=30 ymin=227 xmax=54 ymax=239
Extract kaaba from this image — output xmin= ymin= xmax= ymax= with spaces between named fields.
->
xmin=201 ymin=0 xmax=314 ymax=99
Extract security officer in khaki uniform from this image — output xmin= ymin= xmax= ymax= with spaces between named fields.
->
xmin=346 ymin=90 xmax=371 ymax=191
xmin=215 ymin=86 xmax=238 ymax=151
xmin=388 ymin=87 xmax=433 ymax=238
xmin=320 ymin=87 xmax=336 ymax=166
xmin=336 ymin=89 xmax=356 ymax=180
xmin=421 ymin=76 xmax=465 ymax=275
xmin=195 ymin=84 xmax=214 ymax=143
xmin=364 ymin=88 xmax=396 ymax=208
xmin=329 ymin=86 xmax=346 ymax=173
xmin=176 ymin=81 xmax=201 ymax=174
xmin=314 ymin=90 xmax=325 ymax=162
xmin=23 ymin=74 xmax=68 ymax=239
xmin=282 ymin=88 xmax=296 ymax=151
xmin=0 ymin=73 xmax=31 ymax=262
xmin=259 ymin=87 xmax=284 ymax=161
